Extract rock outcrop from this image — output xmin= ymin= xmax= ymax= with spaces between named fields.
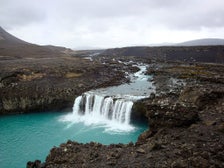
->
xmin=0 ymin=58 xmax=128 ymax=114
xmin=28 ymin=60 xmax=224 ymax=168
xmin=101 ymin=45 xmax=224 ymax=64
xmin=1 ymin=27 xmax=224 ymax=167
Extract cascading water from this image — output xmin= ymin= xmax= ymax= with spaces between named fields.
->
xmin=64 ymin=93 xmax=135 ymax=132
xmin=61 ymin=62 xmax=155 ymax=133
xmin=0 ymin=61 xmax=155 ymax=168
xmin=73 ymin=93 xmax=133 ymax=125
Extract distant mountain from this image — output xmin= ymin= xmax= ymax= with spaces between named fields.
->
xmin=101 ymin=45 xmax=224 ymax=64
xmin=0 ymin=26 xmax=72 ymax=58
xmin=177 ymin=38 xmax=224 ymax=46
xmin=0 ymin=26 xmax=28 ymax=45
xmin=149 ymin=42 xmax=175 ymax=46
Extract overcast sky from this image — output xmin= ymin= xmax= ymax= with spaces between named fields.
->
xmin=1 ymin=0 xmax=224 ymax=49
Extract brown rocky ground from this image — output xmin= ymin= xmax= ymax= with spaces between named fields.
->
xmin=0 ymin=27 xmax=132 ymax=114
xmin=1 ymin=27 xmax=224 ymax=167
xmin=0 ymin=55 xmax=132 ymax=114
xmin=27 ymin=57 xmax=224 ymax=168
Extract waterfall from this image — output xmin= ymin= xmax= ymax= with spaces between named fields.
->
xmin=72 ymin=93 xmax=134 ymax=125
xmin=61 ymin=63 xmax=154 ymax=132
xmin=72 ymin=96 xmax=82 ymax=115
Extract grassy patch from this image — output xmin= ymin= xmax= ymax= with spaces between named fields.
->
xmin=18 ymin=73 xmax=45 ymax=81
xmin=65 ymin=72 xmax=82 ymax=78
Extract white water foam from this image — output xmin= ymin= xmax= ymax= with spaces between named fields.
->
xmin=61 ymin=93 xmax=135 ymax=133
xmin=60 ymin=63 xmax=155 ymax=133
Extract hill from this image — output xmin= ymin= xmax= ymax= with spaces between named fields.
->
xmin=0 ymin=26 xmax=71 ymax=59
xmin=0 ymin=26 xmax=29 ymax=45
xmin=101 ymin=45 xmax=224 ymax=64
xmin=177 ymin=38 xmax=224 ymax=46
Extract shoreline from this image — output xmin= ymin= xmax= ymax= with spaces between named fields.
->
xmin=26 ymin=60 xmax=224 ymax=168
xmin=1 ymin=27 xmax=224 ymax=167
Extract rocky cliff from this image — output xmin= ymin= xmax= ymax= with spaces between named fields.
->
xmin=1 ymin=27 xmax=224 ymax=167
xmin=0 ymin=56 xmax=130 ymax=114
xmin=0 ymin=27 xmax=131 ymax=114
xmin=28 ymin=60 xmax=224 ymax=168
xmin=101 ymin=46 xmax=224 ymax=64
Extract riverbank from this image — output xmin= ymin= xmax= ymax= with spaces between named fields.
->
xmin=1 ymin=27 xmax=224 ymax=167
xmin=28 ymin=58 xmax=224 ymax=168
xmin=0 ymin=55 xmax=136 ymax=114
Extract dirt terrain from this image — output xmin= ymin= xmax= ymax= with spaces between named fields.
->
xmin=0 ymin=27 xmax=130 ymax=114
xmin=0 ymin=55 xmax=130 ymax=114
xmin=27 ymin=56 xmax=224 ymax=168
xmin=1 ymin=27 xmax=224 ymax=168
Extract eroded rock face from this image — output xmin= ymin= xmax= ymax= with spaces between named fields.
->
xmin=0 ymin=57 xmax=129 ymax=114
xmin=27 ymin=61 xmax=224 ymax=168
xmin=1 ymin=28 xmax=224 ymax=167
xmin=179 ymin=86 xmax=224 ymax=109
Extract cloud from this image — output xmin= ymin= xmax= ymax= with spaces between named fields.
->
xmin=0 ymin=0 xmax=46 ymax=29
xmin=157 ymin=0 xmax=224 ymax=30
xmin=1 ymin=0 xmax=224 ymax=48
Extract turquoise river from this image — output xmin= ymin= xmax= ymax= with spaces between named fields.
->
xmin=0 ymin=112 xmax=147 ymax=168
